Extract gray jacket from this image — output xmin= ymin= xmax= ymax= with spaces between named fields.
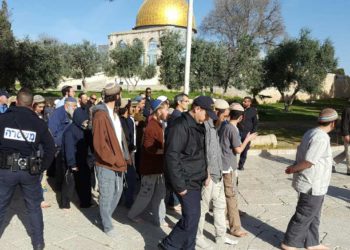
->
xmin=204 ymin=119 xmax=223 ymax=183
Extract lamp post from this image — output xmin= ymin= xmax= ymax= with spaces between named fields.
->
xmin=184 ymin=0 xmax=193 ymax=95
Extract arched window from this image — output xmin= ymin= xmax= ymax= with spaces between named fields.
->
xmin=118 ymin=40 xmax=127 ymax=49
xmin=148 ymin=38 xmax=158 ymax=66
xmin=133 ymin=39 xmax=145 ymax=66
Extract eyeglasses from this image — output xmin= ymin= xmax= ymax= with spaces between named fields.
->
xmin=90 ymin=98 xmax=97 ymax=101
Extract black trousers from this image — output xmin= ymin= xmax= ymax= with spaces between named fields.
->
xmin=60 ymin=164 xmax=91 ymax=209
xmin=161 ymin=189 xmax=201 ymax=250
xmin=0 ymin=169 xmax=44 ymax=247
xmin=47 ymin=150 xmax=65 ymax=191
xmin=283 ymin=192 xmax=324 ymax=248
xmin=238 ymin=134 xmax=250 ymax=169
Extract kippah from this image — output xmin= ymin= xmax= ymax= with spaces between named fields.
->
xmin=104 ymin=83 xmax=121 ymax=96
xmin=215 ymin=99 xmax=229 ymax=110
xmin=33 ymin=95 xmax=45 ymax=103
xmin=229 ymin=103 xmax=244 ymax=111
xmin=318 ymin=108 xmax=338 ymax=123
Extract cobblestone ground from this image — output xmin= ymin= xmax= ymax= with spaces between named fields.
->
xmin=0 ymin=152 xmax=349 ymax=250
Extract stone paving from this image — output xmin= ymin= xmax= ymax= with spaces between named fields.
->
xmin=0 ymin=151 xmax=349 ymax=250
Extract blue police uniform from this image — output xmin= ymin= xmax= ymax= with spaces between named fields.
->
xmin=0 ymin=106 xmax=55 ymax=249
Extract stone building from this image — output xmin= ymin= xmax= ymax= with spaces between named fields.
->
xmin=107 ymin=0 xmax=195 ymax=87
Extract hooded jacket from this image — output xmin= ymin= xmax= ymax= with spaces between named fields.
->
xmin=92 ymin=103 xmax=129 ymax=172
xmin=62 ymin=108 xmax=92 ymax=169
xmin=48 ymin=105 xmax=71 ymax=148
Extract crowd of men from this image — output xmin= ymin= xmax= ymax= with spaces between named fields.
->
xmin=0 ymin=84 xmax=347 ymax=250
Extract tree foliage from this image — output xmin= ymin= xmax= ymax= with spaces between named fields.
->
xmin=263 ymin=29 xmax=337 ymax=109
xmin=201 ymin=0 xmax=284 ymax=48
xmin=0 ymin=0 xmax=16 ymax=90
xmin=66 ymin=40 xmax=100 ymax=87
xmin=15 ymin=39 xmax=63 ymax=89
xmin=106 ymin=39 xmax=156 ymax=90
xmin=158 ymin=31 xmax=185 ymax=89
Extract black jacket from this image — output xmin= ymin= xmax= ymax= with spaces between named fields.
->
xmin=62 ymin=108 xmax=92 ymax=169
xmin=143 ymin=97 xmax=153 ymax=118
xmin=0 ymin=106 xmax=55 ymax=170
xmin=341 ymin=107 xmax=350 ymax=136
xmin=238 ymin=106 xmax=258 ymax=137
xmin=164 ymin=112 xmax=207 ymax=193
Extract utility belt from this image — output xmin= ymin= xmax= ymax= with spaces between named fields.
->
xmin=0 ymin=152 xmax=42 ymax=175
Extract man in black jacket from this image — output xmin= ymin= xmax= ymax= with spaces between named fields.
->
xmin=0 ymin=88 xmax=55 ymax=250
xmin=238 ymin=97 xmax=258 ymax=170
xmin=334 ymin=107 xmax=350 ymax=175
xmin=159 ymin=96 xmax=217 ymax=250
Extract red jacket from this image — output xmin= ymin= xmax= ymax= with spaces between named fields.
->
xmin=139 ymin=117 xmax=164 ymax=175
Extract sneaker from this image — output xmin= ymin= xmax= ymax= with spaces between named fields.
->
xmin=105 ymin=229 xmax=118 ymax=237
xmin=215 ymin=236 xmax=238 ymax=246
xmin=196 ymin=237 xmax=211 ymax=249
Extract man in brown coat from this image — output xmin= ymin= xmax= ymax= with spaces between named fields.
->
xmin=92 ymin=83 xmax=130 ymax=237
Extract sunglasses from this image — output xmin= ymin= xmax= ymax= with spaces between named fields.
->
xmin=90 ymin=98 xmax=97 ymax=101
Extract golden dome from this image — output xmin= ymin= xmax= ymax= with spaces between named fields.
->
xmin=135 ymin=0 xmax=196 ymax=31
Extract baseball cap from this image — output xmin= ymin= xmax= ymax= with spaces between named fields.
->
xmin=134 ymin=95 xmax=144 ymax=102
xmin=151 ymin=99 xmax=164 ymax=112
xmin=157 ymin=95 xmax=168 ymax=102
xmin=193 ymin=96 xmax=218 ymax=120
xmin=0 ymin=90 xmax=9 ymax=98
xmin=318 ymin=108 xmax=338 ymax=123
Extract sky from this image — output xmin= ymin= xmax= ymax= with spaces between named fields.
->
xmin=5 ymin=0 xmax=350 ymax=74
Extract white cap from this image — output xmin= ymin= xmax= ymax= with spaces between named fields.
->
xmin=157 ymin=95 xmax=168 ymax=102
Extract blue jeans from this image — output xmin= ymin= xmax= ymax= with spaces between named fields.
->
xmin=95 ymin=167 xmax=124 ymax=233
xmin=0 ymin=169 xmax=44 ymax=247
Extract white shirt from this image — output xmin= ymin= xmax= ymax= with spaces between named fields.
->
xmin=292 ymin=128 xmax=333 ymax=196
xmin=107 ymin=106 xmax=123 ymax=150
xmin=55 ymin=97 xmax=65 ymax=108
xmin=130 ymin=116 xmax=137 ymax=152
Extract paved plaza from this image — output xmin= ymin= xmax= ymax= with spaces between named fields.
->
xmin=0 ymin=151 xmax=349 ymax=250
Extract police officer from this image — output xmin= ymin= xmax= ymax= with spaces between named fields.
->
xmin=0 ymin=88 xmax=55 ymax=250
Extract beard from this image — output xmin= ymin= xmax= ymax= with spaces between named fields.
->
xmin=115 ymin=98 xmax=121 ymax=108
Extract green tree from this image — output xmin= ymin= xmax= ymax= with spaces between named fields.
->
xmin=16 ymin=39 xmax=63 ymax=89
xmin=213 ymin=36 xmax=263 ymax=96
xmin=106 ymin=39 xmax=156 ymax=90
xmin=333 ymin=68 xmax=345 ymax=75
xmin=68 ymin=40 xmax=100 ymax=88
xmin=190 ymin=39 xmax=222 ymax=94
xmin=264 ymin=29 xmax=337 ymax=110
xmin=0 ymin=0 xmax=16 ymax=90
xmin=158 ymin=31 xmax=185 ymax=89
